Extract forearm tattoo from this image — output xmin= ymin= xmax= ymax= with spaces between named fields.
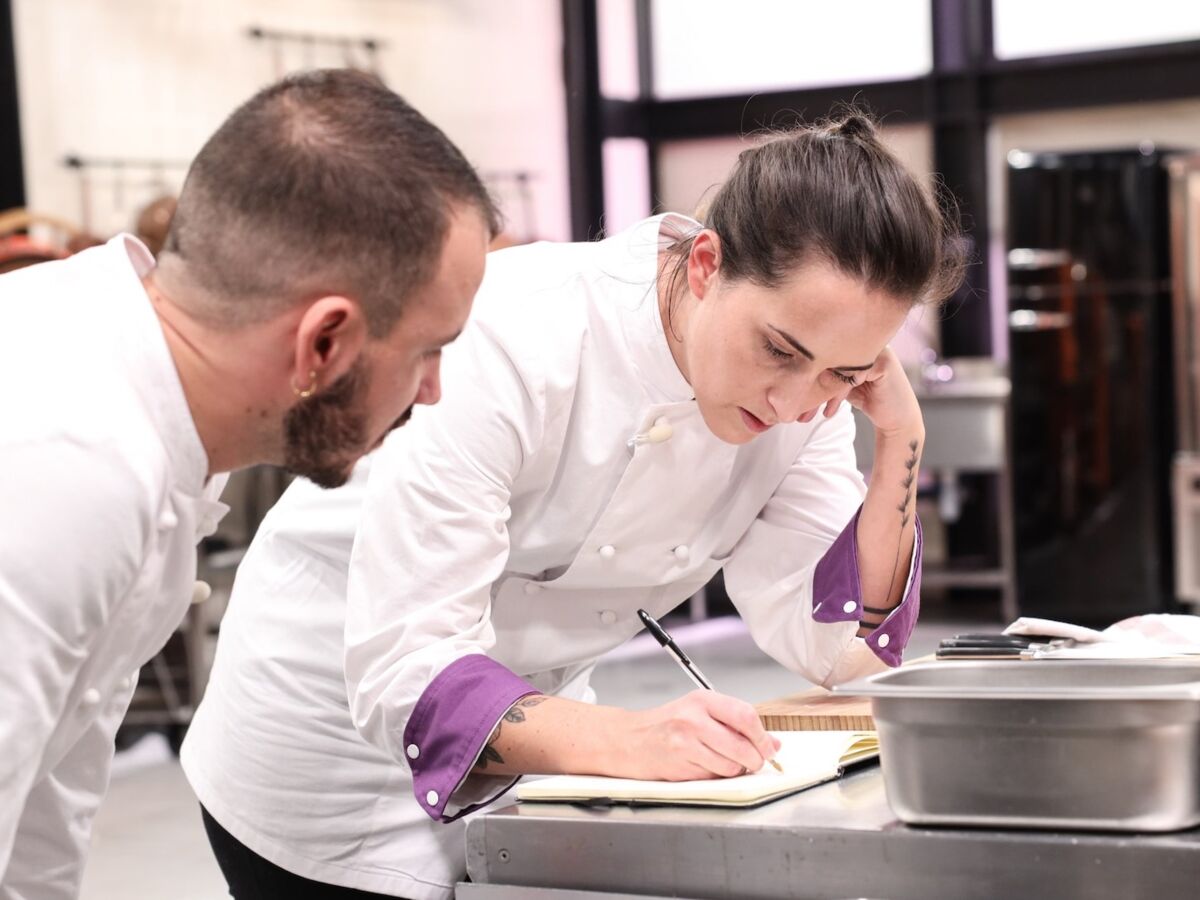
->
xmin=882 ymin=438 xmax=922 ymax=608
xmin=474 ymin=694 xmax=550 ymax=771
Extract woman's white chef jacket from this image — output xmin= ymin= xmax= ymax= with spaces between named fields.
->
xmin=0 ymin=237 xmax=228 ymax=900
xmin=182 ymin=216 xmax=920 ymax=900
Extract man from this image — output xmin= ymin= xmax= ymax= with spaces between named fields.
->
xmin=0 ymin=68 xmax=498 ymax=899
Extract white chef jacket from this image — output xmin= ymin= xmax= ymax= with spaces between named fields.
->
xmin=0 ymin=237 xmax=228 ymax=900
xmin=182 ymin=216 xmax=918 ymax=900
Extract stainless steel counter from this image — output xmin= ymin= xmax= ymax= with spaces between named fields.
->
xmin=462 ymin=766 xmax=1200 ymax=899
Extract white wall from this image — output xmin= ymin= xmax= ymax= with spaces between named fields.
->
xmin=11 ymin=0 xmax=570 ymax=242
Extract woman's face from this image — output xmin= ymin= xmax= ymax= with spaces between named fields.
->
xmin=671 ymin=232 xmax=910 ymax=445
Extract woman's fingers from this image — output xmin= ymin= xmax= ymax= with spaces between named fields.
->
xmin=697 ymin=691 xmax=780 ymax=761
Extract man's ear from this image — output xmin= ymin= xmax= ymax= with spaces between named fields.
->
xmin=686 ymin=230 xmax=722 ymax=301
xmin=291 ymin=296 xmax=367 ymax=395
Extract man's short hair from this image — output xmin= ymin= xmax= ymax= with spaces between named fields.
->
xmin=160 ymin=69 xmax=501 ymax=336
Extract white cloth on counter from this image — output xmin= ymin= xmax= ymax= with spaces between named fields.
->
xmin=1006 ymin=614 xmax=1200 ymax=658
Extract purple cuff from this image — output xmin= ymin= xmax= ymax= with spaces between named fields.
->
xmin=811 ymin=509 xmax=923 ymax=667
xmin=404 ymin=654 xmax=539 ymax=822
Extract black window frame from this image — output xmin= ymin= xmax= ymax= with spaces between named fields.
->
xmin=561 ymin=0 xmax=1200 ymax=355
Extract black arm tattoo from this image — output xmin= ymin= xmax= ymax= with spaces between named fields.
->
xmin=883 ymin=439 xmax=922 ymax=610
xmin=474 ymin=694 xmax=550 ymax=771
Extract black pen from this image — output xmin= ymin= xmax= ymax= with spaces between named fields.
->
xmin=636 ymin=608 xmax=783 ymax=773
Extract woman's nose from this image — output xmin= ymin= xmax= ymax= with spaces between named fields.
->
xmin=768 ymin=376 xmax=833 ymax=423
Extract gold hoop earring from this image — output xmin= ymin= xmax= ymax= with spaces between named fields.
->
xmin=292 ymin=370 xmax=318 ymax=399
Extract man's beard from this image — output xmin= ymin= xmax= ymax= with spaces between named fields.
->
xmin=282 ymin=361 xmax=369 ymax=489
xmin=282 ymin=361 xmax=416 ymax=489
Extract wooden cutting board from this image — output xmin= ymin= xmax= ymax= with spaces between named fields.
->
xmin=756 ymin=687 xmax=874 ymax=731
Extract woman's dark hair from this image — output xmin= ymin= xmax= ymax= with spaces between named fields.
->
xmin=662 ymin=108 xmax=968 ymax=323
xmin=160 ymin=69 xmax=502 ymax=337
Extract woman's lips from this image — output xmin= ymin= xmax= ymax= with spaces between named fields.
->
xmin=739 ymin=407 xmax=770 ymax=434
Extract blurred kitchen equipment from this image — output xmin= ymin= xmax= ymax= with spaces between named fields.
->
xmin=842 ymin=659 xmax=1200 ymax=832
xmin=1169 ymin=154 xmax=1200 ymax=609
xmin=247 ymin=26 xmax=384 ymax=80
xmin=0 ymin=208 xmax=75 ymax=271
xmin=1006 ymin=146 xmax=1189 ymax=622
xmin=134 ymin=194 xmax=177 ymax=257
xmin=853 ymin=358 xmax=1016 ymax=620
xmin=62 ymin=154 xmax=188 ymax=237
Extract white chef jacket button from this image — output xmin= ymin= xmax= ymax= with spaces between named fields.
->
xmin=645 ymin=417 xmax=673 ymax=443
xmin=598 ymin=545 xmax=616 ymax=560
xmin=599 ymin=610 xmax=618 ymax=625
xmin=407 ymin=743 xmax=420 ymax=760
xmin=119 ymin=676 xmax=133 ymax=691
xmin=524 ymin=582 xmax=541 ymax=595
xmin=878 ymin=633 xmax=891 ymax=648
xmin=426 ymin=790 xmax=439 ymax=806
xmin=842 ymin=600 xmax=857 ymax=614
xmin=81 ymin=688 xmax=102 ymax=706
xmin=191 ymin=580 xmax=212 ymax=605
xmin=673 ymin=545 xmax=690 ymax=562
xmin=158 ymin=509 xmax=178 ymax=530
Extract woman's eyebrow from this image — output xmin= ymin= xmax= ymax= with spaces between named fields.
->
xmin=767 ymin=325 xmax=873 ymax=370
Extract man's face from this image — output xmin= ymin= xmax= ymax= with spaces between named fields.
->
xmin=282 ymin=207 xmax=490 ymax=488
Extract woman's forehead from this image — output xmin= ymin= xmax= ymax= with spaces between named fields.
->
xmin=739 ymin=266 xmax=907 ymax=360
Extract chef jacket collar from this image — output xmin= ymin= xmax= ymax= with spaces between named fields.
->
xmin=109 ymin=233 xmax=212 ymax=495
xmin=602 ymin=214 xmax=698 ymax=405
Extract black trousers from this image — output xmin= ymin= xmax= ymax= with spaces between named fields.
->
xmin=200 ymin=805 xmax=410 ymax=899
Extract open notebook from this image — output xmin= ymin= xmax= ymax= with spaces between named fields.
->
xmin=516 ymin=731 xmax=878 ymax=809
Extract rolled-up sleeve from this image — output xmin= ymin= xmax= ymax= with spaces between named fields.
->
xmin=404 ymin=655 xmax=539 ymax=822
xmin=723 ymin=405 xmax=920 ymax=687
xmin=811 ymin=507 xmax=922 ymax=667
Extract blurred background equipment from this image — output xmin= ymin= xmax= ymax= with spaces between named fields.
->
xmin=61 ymin=154 xmax=189 ymax=239
xmin=1169 ymin=154 xmax=1200 ymax=610
xmin=134 ymin=194 xmax=177 ymax=256
xmin=1005 ymin=147 xmax=1191 ymax=622
xmin=0 ymin=207 xmax=75 ymax=271
xmin=246 ymin=24 xmax=383 ymax=80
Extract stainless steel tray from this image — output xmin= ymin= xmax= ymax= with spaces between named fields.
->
xmin=838 ymin=660 xmax=1200 ymax=832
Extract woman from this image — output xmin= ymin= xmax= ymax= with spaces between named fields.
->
xmin=182 ymin=111 xmax=966 ymax=900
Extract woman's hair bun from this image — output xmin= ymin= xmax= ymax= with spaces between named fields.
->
xmin=824 ymin=110 xmax=878 ymax=142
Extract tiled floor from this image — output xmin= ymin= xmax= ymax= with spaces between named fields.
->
xmin=79 ymin=614 xmax=979 ymax=899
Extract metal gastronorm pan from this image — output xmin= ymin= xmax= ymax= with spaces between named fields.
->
xmin=839 ymin=659 xmax=1200 ymax=831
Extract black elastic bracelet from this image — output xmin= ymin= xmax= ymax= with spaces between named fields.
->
xmin=862 ymin=604 xmax=891 ymax=615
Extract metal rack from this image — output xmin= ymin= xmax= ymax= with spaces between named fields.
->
xmin=60 ymin=154 xmax=189 ymax=235
xmin=246 ymin=25 xmax=385 ymax=79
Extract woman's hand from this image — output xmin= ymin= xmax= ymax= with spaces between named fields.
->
xmin=822 ymin=347 xmax=922 ymax=439
xmin=612 ymin=691 xmax=781 ymax=781
xmin=473 ymin=690 xmax=779 ymax=780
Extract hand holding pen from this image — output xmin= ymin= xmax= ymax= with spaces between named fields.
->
xmin=637 ymin=609 xmax=784 ymax=774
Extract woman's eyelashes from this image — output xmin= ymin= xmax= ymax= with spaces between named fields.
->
xmin=762 ymin=338 xmax=793 ymax=362
xmin=829 ymin=370 xmax=859 ymax=386
xmin=762 ymin=338 xmax=860 ymax=386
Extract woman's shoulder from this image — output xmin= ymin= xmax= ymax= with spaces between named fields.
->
xmin=466 ymin=241 xmax=609 ymax=369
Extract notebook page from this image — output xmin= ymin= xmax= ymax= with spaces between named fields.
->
xmin=517 ymin=731 xmax=877 ymax=806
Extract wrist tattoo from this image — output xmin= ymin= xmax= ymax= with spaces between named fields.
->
xmin=474 ymin=694 xmax=549 ymax=771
